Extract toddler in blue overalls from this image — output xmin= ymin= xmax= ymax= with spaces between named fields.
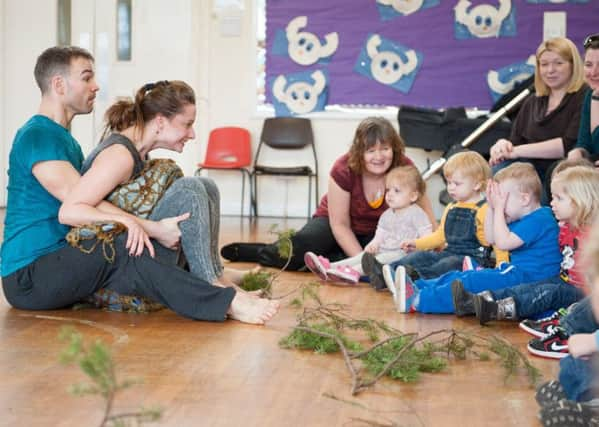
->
xmin=393 ymin=151 xmax=508 ymax=280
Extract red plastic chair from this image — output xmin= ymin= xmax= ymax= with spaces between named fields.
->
xmin=195 ymin=127 xmax=253 ymax=216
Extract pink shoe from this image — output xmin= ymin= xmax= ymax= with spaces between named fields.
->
xmin=304 ymin=252 xmax=330 ymax=281
xmin=462 ymin=256 xmax=483 ymax=271
xmin=326 ymin=265 xmax=360 ymax=285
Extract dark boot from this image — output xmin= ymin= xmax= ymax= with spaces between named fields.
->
xmin=475 ymin=296 xmax=516 ymax=326
xmin=361 ymin=252 xmax=387 ymax=290
xmin=451 ymin=279 xmax=475 ymax=317
xmin=451 ymin=280 xmax=494 ymax=317
xmin=220 ymin=242 xmax=266 ymax=262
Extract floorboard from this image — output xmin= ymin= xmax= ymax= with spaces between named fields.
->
xmin=0 ymin=216 xmax=557 ymax=426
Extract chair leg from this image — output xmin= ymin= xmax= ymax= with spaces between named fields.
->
xmin=307 ymin=177 xmax=312 ymax=219
xmin=240 ymin=170 xmax=246 ymax=217
xmin=252 ymin=173 xmax=258 ymax=217
xmin=314 ymin=174 xmax=319 ymax=216
xmin=246 ymin=170 xmax=255 ymax=218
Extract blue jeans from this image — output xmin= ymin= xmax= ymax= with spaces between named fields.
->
xmin=491 ymin=276 xmax=585 ymax=319
xmin=415 ymin=263 xmax=527 ymax=314
xmin=561 ymin=296 xmax=599 ymax=335
xmin=395 ymin=250 xmax=465 ymax=279
xmin=559 ymin=355 xmax=597 ymax=402
xmin=394 ymin=201 xmax=490 ymax=279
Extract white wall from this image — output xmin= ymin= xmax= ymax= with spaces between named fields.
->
xmin=0 ymin=0 xmax=445 ymax=217
xmin=2 ymin=0 xmax=57 ymax=206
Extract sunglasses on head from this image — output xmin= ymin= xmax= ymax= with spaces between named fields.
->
xmin=584 ymin=34 xmax=599 ymax=49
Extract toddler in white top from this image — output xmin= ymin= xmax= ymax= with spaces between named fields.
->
xmin=305 ymin=165 xmax=432 ymax=284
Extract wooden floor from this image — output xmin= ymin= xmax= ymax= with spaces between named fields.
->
xmin=0 ymin=216 xmax=558 ymax=427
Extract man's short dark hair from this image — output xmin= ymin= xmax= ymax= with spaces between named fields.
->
xmin=34 ymin=46 xmax=94 ymax=94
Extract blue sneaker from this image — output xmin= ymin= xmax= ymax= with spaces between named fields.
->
xmin=390 ymin=266 xmax=419 ymax=313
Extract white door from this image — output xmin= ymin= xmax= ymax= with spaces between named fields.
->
xmin=0 ymin=0 xmax=199 ymax=206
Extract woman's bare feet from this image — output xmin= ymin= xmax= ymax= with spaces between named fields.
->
xmin=227 ymin=292 xmax=280 ymax=325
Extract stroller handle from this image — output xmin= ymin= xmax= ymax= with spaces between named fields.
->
xmin=421 ymin=84 xmax=533 ymax=180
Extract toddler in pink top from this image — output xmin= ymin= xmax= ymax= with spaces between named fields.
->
xmin=305 ymin=165 xmax=432 ymax=284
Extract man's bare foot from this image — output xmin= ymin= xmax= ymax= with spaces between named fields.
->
xmin=227 ymin=292 xmax=280 ymax=325
xmin=217 ymin=267 xmax=266 ymax=297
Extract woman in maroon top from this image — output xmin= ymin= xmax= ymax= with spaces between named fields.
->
xmin=221 ymin=117 xmax=436 ymax=271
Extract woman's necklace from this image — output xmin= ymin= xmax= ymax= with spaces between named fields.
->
xmin=369 ymin=189 xmax=385 ymax=209
xmin=364 ymin=176 xmax=386 ymax=208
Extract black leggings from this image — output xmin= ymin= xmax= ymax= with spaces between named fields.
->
xmin=2 ymin=234 xmax=234 ymax=321
xmin=256 ymin=216 xmax=374 ymax=270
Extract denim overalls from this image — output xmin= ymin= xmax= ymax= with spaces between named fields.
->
xmin=396 ymin=200 xmax=492 ymax=279
xmin=445 ymin=199 xmax=491 ymax=259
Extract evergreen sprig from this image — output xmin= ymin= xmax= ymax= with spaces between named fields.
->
xmin=271 ymin=224 xmax=295 ymax=261
xmin=279 ymin=323 xmax=363 ymax=354
xmin=59 ymin=327 xmax=162 ymax=427
xmin=361 ymin=337 xmax=447 ymax=382
xmin=280 ymin=290 xmax=542 ymax=395
xmin=237 ymin=225 xmax=298 ymax=299
xmin=238 ymin=270 xmax=273 ymax=293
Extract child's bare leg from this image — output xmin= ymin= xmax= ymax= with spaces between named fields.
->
xmin=227 ymin=293 xmax=280 ymax=325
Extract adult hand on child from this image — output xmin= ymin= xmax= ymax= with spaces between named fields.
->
xmin=489 ymin=139 xmax=514 ymax=166
xmin=568 ymin=333 xmax=598 ymax=358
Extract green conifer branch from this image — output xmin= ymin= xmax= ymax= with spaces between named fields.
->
xmin=59 ymin=326 xmax=162 ymax=426
xmin=280 ymin=290 xmax=542 ymax=395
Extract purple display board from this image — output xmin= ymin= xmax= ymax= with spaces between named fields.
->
xmin=266 ymin=0 xmax=598 ymax=109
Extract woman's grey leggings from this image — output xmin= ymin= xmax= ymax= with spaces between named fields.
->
xmin=149 ymin=176 xmax=223 ymax=283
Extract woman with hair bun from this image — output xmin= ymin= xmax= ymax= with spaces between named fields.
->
xmin=58 ymin=79 xmax=278 ymax=323
xmin=65 ymin=80 xmax=250 ymax=288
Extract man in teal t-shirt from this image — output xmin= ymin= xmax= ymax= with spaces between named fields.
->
xmin=1 ymin=46 xmax=99 ymax=278
xmin=1 ymin=115 xmax=84 ymax=275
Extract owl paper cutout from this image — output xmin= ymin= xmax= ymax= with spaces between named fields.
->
xmin=354 ymin=34 xmax=422 ymax=93
xmin=271 ymin=70 xmax=329 ymax=116
xmin=272 ymin=16 xmax=338 ymax=66
xmin=487 ymin=55 xmax=535 ymax=102
xmin=375 ymin=0 xmax=440 ymax=20
xmin=454 ymin=0 xmax=516 ymax=39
